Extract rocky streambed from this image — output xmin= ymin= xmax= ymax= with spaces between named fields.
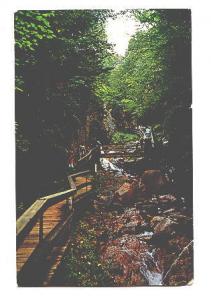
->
xmin=53 ymin=158 xmax=193 ymax=287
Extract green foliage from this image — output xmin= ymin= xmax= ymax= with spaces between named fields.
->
xmin=111 ymin=131 xmax=138 ymax=144
xmin=55 ymin=219 xmax=112 ymax=287
xmin=95 ymin=9 xmax=192 ymax=198
xmin=15 ymin=10 xmax=113 ymax=210
xmin=95 ymin=11 xmax=168 ymax=123
xmin=96 ymin=9 xmax=191 ymax=124
xmin=15 ymin=11 xmax=55 ymax=51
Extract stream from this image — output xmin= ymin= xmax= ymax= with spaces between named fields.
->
xmin=54 ymin=142 xmax=193 ymax=287
xmin=100 ymin=158 xmax=125 ymax=176
xmin=98 ymin=152 xmax=193 ymax=286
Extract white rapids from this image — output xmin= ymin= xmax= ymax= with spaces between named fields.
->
xmin=139 ymin=250 xmax=163 ymax=286
xmin=100 ymin=158 xmax=125 ymax=176
xmin=100 ymin=153 xmax=164 ymax=286
xmin=142 ymin=270 xmax=163 ymax=286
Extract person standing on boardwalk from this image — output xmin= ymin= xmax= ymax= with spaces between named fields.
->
xmin=68 ymin=149 xmax=76 ymax=171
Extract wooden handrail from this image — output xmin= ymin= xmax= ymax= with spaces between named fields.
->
xmin=16 ymin=188 xmax=76 ymax=247
xmin=17 ymin=169 xmax=93 ymax=248
xmin=71 ymin=170 xmax=91 ymax=178
xmin=77 ymin=147 xmax=96 ymax=163
xmin=102 ymin=144 xmax=139 ymax=148
xmin=16 ymin=150 xmax=97 ymax=284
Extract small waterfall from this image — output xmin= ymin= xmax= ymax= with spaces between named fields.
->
xmin=117 ymin=234 xmax=164 ymax=286
xmin=99 ymin=151 xmax=168 ymax=286
xmin=100 ymin=157 xmax=125 ymax=176
xmin=141 ymin=269 xmax=163 ymax=286
xmin=139 ymin=250 xmax=163 ymax=286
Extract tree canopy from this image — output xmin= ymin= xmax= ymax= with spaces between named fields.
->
xmin=15 ymin=10 xmax=113 ymax=212
xmin=95 ymin=9 xmax=192 ymax=198
xmin=96 ymin=10 xmax=191 ymax=124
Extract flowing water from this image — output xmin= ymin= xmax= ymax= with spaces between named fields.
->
xmin=100 ymin=156 xmax=165 ymax=285
xmin=139 ymin=249 xmax=163 ymax=285
xmin=141 ymin=269 xmax=163 ymax=286
xmin=98 ymin=146 xmax=192 ymax=286
xmin=100 ymin=157 xmax=125 ymax=176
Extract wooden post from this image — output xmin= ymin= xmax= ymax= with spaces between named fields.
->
xmin=68 ymin=197 xmax=73 ymax=211
xmin=86 ymin=176 xmax=88 ymax=192
xmin=39 ymin=213 xmax=43 ymax=243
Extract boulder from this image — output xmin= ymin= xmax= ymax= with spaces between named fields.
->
xmin=114 ymin=180 xmax=138 ymax=204
xmin=150 ymin=216 xmax=166 ymax=228
xmin=139 ymin=170 xmax=169 ymax=196
xmin=159 ymin=194 xmax=177 ymax=203
xmin=136 ymin=202 xmax=159 ymax=216
xmin=150 ymin=216 xmax=177 ymax=234
xmin=116 ymin=208 xmax=145 ymax=235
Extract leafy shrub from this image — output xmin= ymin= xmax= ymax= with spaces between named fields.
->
xmin=111 ymin=131 xmax=138 ymax=144
xmin=53 ymin=219 xmax=113 ymax=287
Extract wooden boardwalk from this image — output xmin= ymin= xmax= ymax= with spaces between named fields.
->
xmin=16 ymin=174 xmax=93 ymax=286
xmin=16 ymin=199 xmax=66 ymax=274
xmin=16 ymin=140 xmax=149 ymax=286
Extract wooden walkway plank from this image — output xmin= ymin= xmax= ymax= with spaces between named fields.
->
xmin=16 ymin=199 xmax=67 ymax=273
xmin=17 ymin=170 xmax=94 ymax=286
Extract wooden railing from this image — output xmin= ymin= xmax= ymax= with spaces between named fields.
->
xmin=76 ymin=145 xmax=100 ymax=171
xmin=101 ymin=143 xmax=144 ymax=158
xmin=16 ymin=188 xmax=75 ymax=248
xmin=16 ymin=168 xmax=95 ymax=284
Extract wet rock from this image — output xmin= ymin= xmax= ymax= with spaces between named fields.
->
xmin=135 ymin=202 xmax=158 ymax=215
xmin=154 ymin=218 xmax=177 ymax=234
xmin=139 ymin=170 xmax=169 ymax=196
xmin=163 ymin=237 xmax=193 ymax=286
xmin=150 ymin=216 xmax=165 ymax=226
xmin=96 ymin=192 xmax=114 ymax=208
xmin=134 ymin=223 xmax=152 ymax=234
xmin=168 ymin=212 xmax=191 ymax=221
xmin=168 ymin=275 xmax=187 ymax=286
xmin=101 ymin=234 xmax=164 ymax=286
xmin=111 ymin=202 xmax=125 ymax=213
xmin=159 ymin=194 xmax=177 ymax=203
xmin=168 ymin=214 xmax=193 ymax=237
xmin=150 ymin=232 xmax=173 ymax=247
xmin=93 ymin=208 xmax=145 ymax=239
xmin=117 ymin=208 xmax=145 ymax=235
xmin=151 ymin=212 xmax=191 ymax=230
xmin=114 ymin=180 xmax=138 ymax=204
xmin=155 ymin=212 xmax=192 ymax=236
xmin=163 ymin=208 xmax=175 ymax=214
xmin=150 ymin=216 xmax=177 ymax=234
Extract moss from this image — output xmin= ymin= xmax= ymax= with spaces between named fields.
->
xmin=111 ymin=131 xmax=138 ymax=144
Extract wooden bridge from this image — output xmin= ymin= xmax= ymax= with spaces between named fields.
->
xmin=100 ymin=126 xmax=155 ymax=158
xmin=100 ymin=144 xmax=144 ymax=158
xmin=16 ymin=149 xmax=97 ymax=287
